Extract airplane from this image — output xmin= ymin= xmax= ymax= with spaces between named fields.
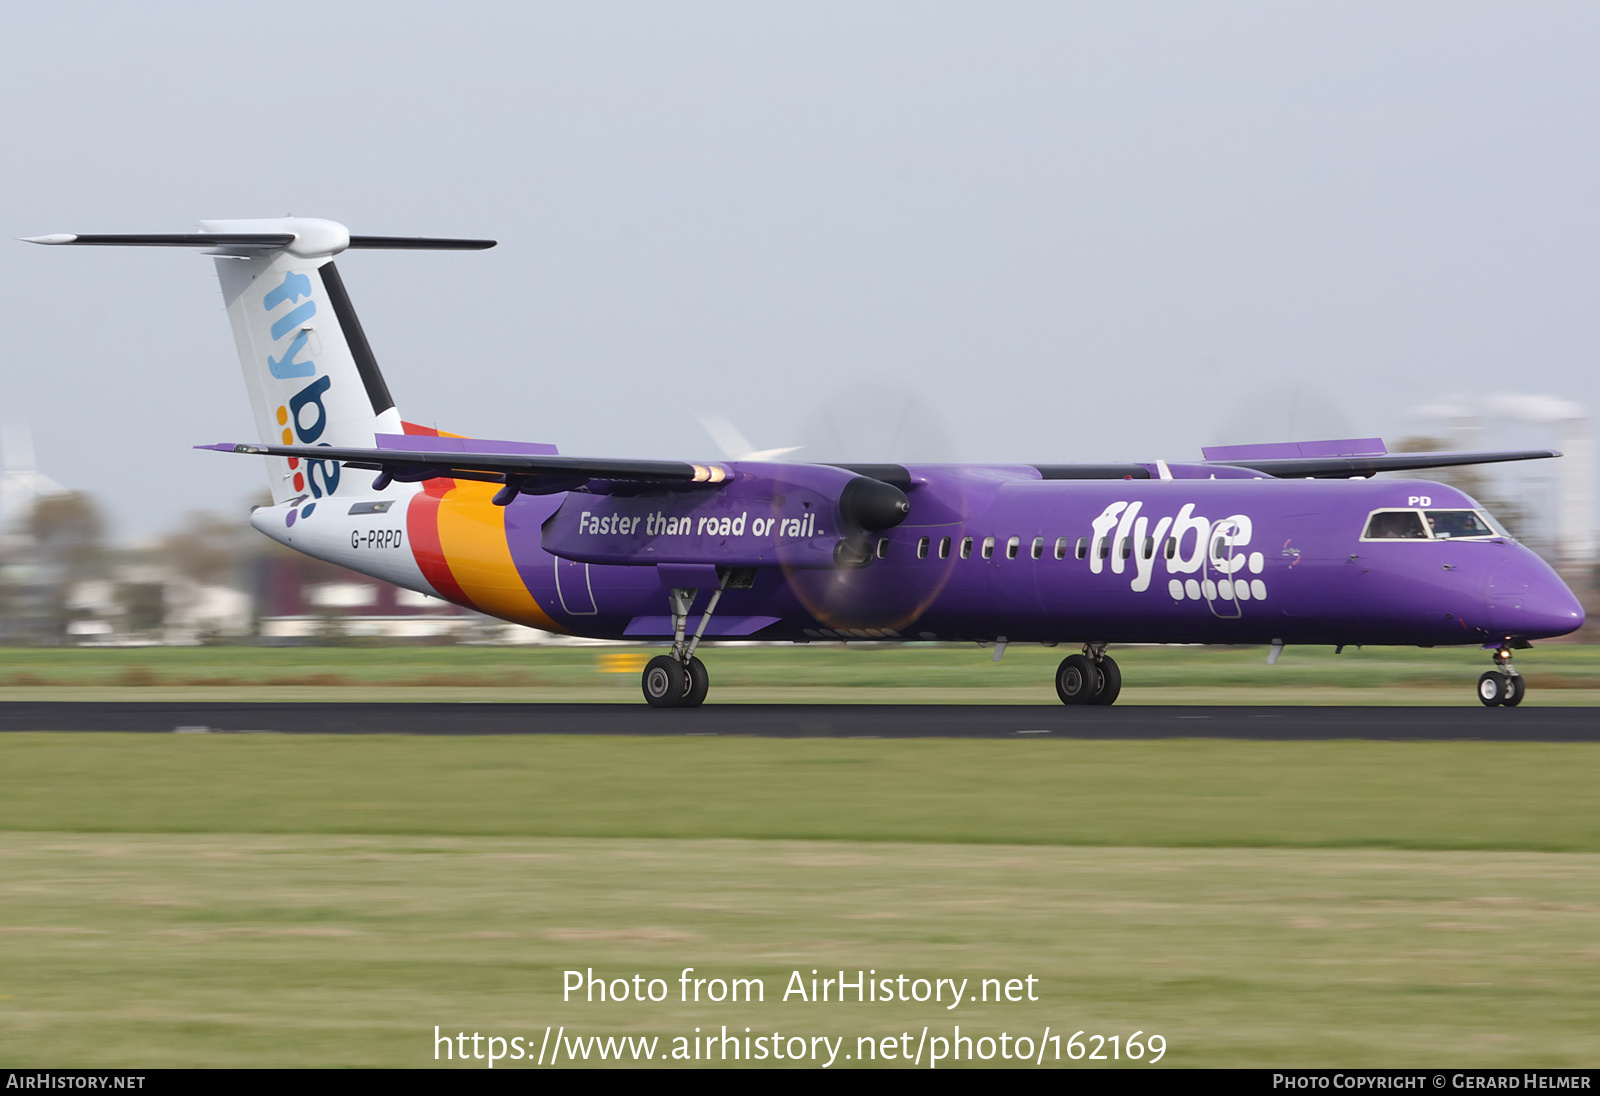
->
xmin=24 ymin=218 xmax=1586 ymax=708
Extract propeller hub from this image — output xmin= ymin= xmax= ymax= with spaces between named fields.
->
xmin=838 ymin=476 xmax=911 ymax=531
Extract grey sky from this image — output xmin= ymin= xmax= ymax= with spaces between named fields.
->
xmin=5 ymin=2 xmax=1598 ymax=540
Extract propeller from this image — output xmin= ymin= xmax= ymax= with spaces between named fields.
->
xmin=0 ymin=420 xmax=68 ymax=531
xmin=697 ymin=415 xmax=801 ymax=462
xmin=775 ymin=472 xmax=971 ymax=637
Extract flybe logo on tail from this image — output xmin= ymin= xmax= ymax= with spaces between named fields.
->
xmin=264 ymin=271 xmax=317 ymax=378
xmin=263 ymin=271 xmax=341 ymax=499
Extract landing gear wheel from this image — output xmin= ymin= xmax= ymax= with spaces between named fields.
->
xmin=643 ymin=656 xmax=688 ymax=708
xmin=1477 ymin=671 xmax=1507 ymax=707
xmin=1056 ymin=654 xmax=1102 ymax=706
xmin=1090 ymin=655 xmax=1122 ymax=706
xmin=1502 ymin=675 xmax=1526 ymax=707
xmin=683 ymin=657 xmax=710 ymax=708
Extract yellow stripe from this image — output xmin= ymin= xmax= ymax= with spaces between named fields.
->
xmin=434 ymin=482 xmax=564 ymax=632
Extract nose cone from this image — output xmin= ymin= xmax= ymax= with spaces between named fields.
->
xmin=1486 ymin=552 xmax=1586 ymax=639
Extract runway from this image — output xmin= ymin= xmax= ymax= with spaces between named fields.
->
xmin=0 ymin=702 xmax=1596 ymax=740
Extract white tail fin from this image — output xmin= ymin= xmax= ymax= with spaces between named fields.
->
xmin=24 ymin=218 xmax=494 ymax=504
xmin=204 ymin=218 xmax=401 ymax=503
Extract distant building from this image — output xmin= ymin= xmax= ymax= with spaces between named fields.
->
xmin=254 ymin=550 xmax=478 ymax=640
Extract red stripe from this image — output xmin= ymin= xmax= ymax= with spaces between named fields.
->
xmin=400 ymin=423 xmax=474 ymax=607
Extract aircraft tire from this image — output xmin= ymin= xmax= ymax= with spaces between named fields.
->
xmin=1055 ymin=654 xmax=1101 ymax=706
xmin=1477 ymin=671 xmax=1507 ymax=707
xmin=683 ymin=657 xmax=710 ymax=708
xmin=1502 ymin=675 xmax=1526 ymax=707
xmin=1090 ymin=655 xmax=1122 ymax=705
xmin=643 ymin=656 xmax=688 ymax=708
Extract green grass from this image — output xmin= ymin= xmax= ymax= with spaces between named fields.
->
xmin=1 ymin=835 xmax=1596 ymax=1068
xmin=0 ymin=642 xmax=1597 ymax=703
xmin=3 ymin=709 xmax=1599 ymax=1066
xmin=2 ymin=734 xmax=1599 ymax=851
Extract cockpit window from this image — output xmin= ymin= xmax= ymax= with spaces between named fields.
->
xmin=1363 ymin=510 xmax=1428 ymax=539
xmin=1362 ymin=508 xmax=1508 ymax=542
xmin=1423 ymin=510 xmax=1494 ymax=539
xmin=1479 ymin=511 xmax=1513 ymax=539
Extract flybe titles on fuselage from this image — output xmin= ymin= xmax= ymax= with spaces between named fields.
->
xmin=543 ymin=494 xmax=832 ymax=568
xmin=1088 ymin=501 xmax=1272 ymax=603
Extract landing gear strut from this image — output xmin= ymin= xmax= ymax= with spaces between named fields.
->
xmin=1477 ymin=645 xmax=1526 ymax=708
xmin=640 ymin=572 xmax=732 ymax=708
xmin=1056 ymin=643 xmax=1121 ymax=706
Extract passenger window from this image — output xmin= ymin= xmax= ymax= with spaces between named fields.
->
xmin=1142 ymin=535 xmax=1154 ymax=559
xmin=1006 ymin=536 xmax=1020 ymax=560
xmin=1118 ymin=537 xmax=1132 ymax=560
xmin=1363 ymin=510 xmax=1428 ymax=539
xmin=917 ymin=537 xmax=929 ymax=559
xmin=1031 ymin=537 xmax=1044 ymax=560
xmin=1075 ymin=536 xmax=1088 ymax=560
xmin=1423 ymin=510 xmax=1494 ymax=539
xmin=1095 ymin=537 xmax=1109 ymax=560
xmin=1163 ymin=537 xmax=1176 ymax=559
xmin=1055 ymin=537 xmax=1069 ymax=561
xmin=939 ymin=537 xmax=951 ymax=559
xmin=982 ymin=536 xmax=995 ymax=560
xmin=876 ymin=538 xmax=890 ymax=559
xmin=960 ymin=537 xmax=973 ymax=560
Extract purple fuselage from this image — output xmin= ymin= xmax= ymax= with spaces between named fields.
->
xmin=503 ymin=465 xmax=1584 ymax=648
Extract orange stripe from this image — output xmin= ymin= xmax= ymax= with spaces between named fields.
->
xmin=399 ymin=421 xmax=562 ymax=630
xmin=434 ymin=480 xmax=563 ymax=631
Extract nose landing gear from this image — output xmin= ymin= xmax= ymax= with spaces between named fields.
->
xmin=1477 ymin=645 xmax=1526 ymax=707
xmin=1056 ymin=643 xmax=1121 ymax=706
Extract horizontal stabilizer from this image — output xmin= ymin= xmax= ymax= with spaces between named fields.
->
xmin=23 ymin=232 xmax=495 ymax=251
xmin=1205 ymin=449 xmax=1562 ymax=479
xmin=23 ymin=233 xmax=295 ymax=247
xmin=345 ymin=236 xmax=497 ymax=250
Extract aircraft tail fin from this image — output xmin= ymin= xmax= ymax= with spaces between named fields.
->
xmin=24 ymin=218 xmax=495 ymax=504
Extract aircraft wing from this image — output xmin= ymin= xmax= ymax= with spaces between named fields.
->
xmin=1201 ymin=449 xmax=1562 ymax=479
xmin=198 ymin=442 xmax=729 ymax=502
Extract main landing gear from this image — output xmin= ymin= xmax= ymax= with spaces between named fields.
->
xmin=1056 ymin=643 xmax=1121 ymax=706
xmin=1477 ymin=644 xmax=1526 ymax=707
xmin=641 ymin=576 xmax=729 ymax=708
xmin=642 ymin=653 xmax=709 ymax=707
